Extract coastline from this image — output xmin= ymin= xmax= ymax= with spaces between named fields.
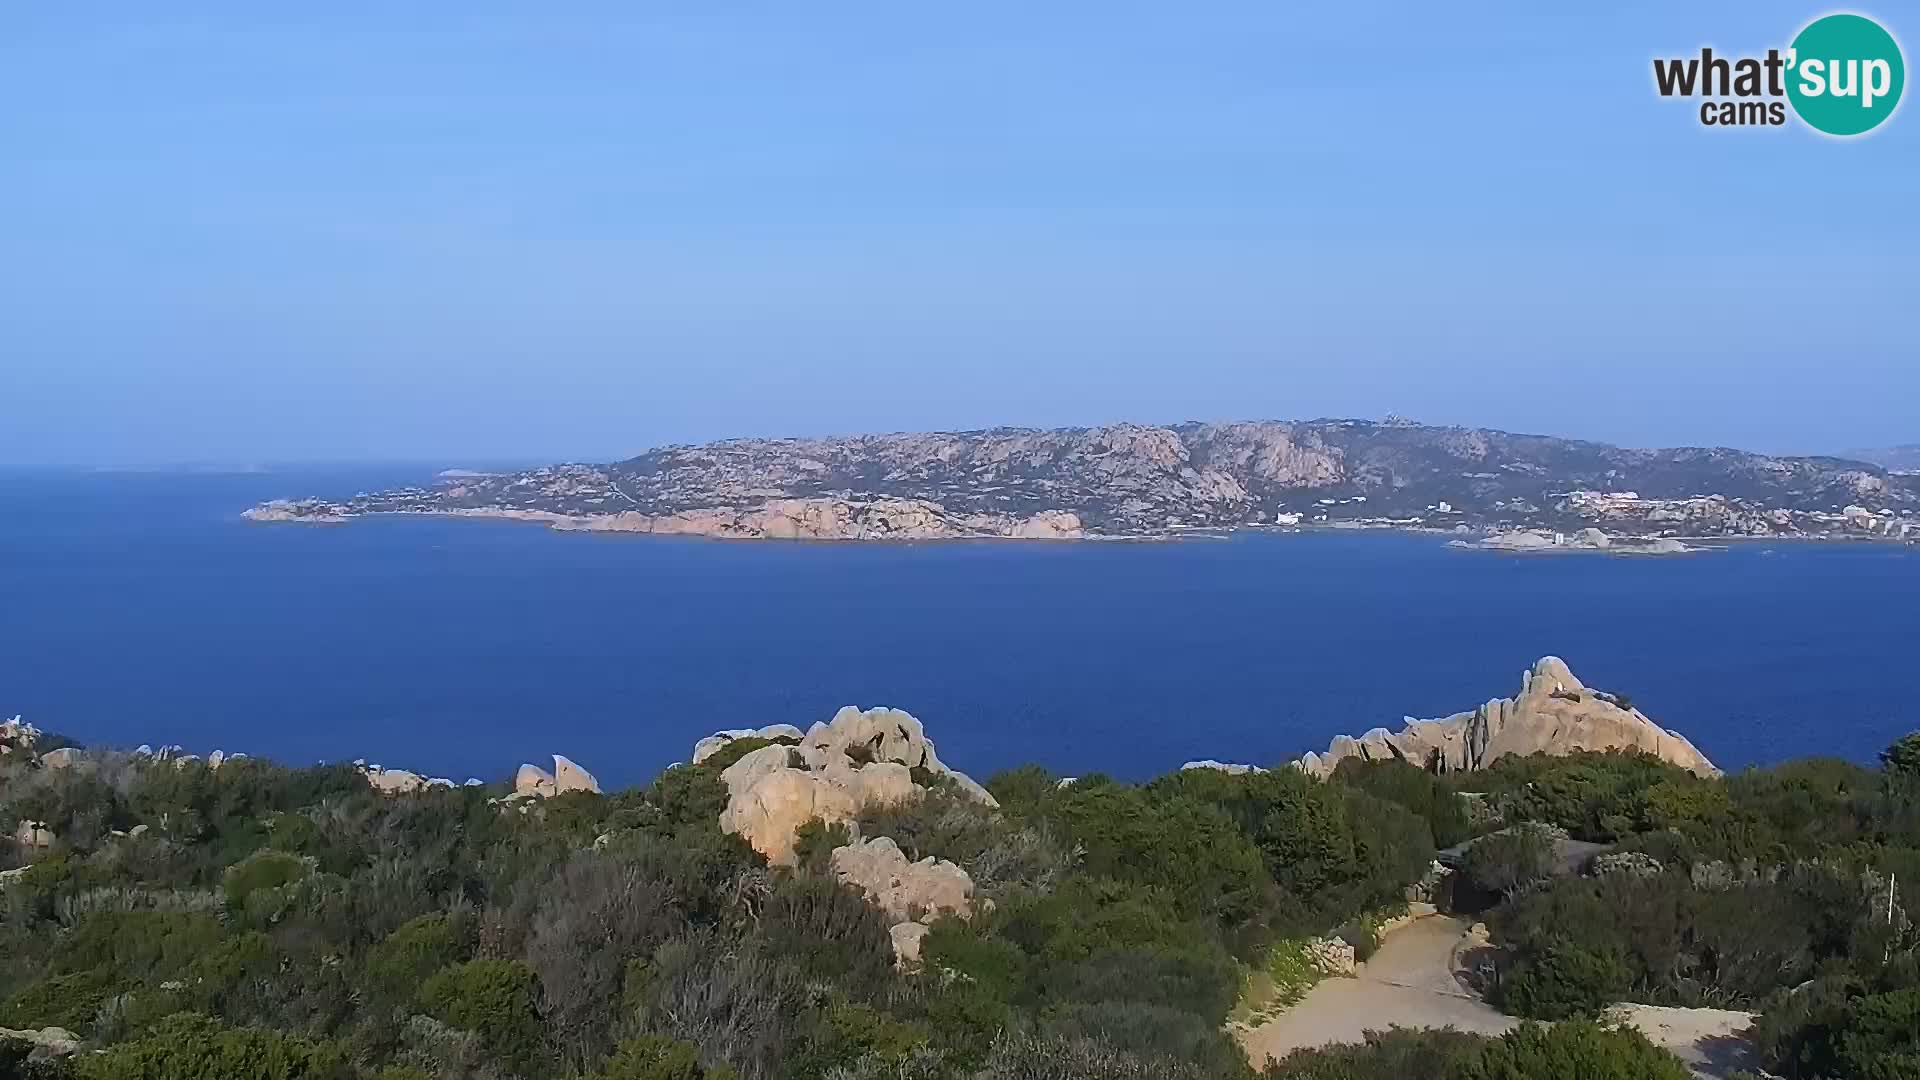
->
xmin=241 ymin=504 xmax=1920 ymax=552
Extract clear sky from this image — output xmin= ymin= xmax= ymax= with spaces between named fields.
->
xmin=3 ymin=3 xmax=1914 ymax=466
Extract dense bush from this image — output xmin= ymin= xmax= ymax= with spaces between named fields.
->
xmin=3 ymin=726 xmax=1914 ymax=1080
xmin=416 ymin=959 xmax=545 ymax=1071
xmin=1266 ymin=1022 xmax=1689 ymax=1080
xmin=1331 ymin=759 xmax=1474 ymax=849
xmin=1459 ymin=826 xmax=1557 ymax=899
xmin=69 ymin=1012 xmax=356 ymax=1080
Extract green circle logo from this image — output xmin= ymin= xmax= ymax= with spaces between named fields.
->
xmin=1787 ymin=13 xmax=1905 ymax=136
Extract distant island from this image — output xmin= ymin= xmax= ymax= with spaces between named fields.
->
xmin=246 ymin=418 xmax=1920 ymax=545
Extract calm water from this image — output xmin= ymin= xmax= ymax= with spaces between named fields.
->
xmin=3 ymin=467 xmax=1916 ymax=789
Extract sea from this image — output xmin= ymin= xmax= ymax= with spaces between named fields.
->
xmin=3 ymin=466 xmax=1916 ymax=790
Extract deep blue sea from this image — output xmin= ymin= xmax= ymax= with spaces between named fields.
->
xmin=3 ymin=466 xmax=1916 ymax=790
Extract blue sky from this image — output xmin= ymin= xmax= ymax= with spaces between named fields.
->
xmin=2 ymin=4 xmax=1914 ymax=465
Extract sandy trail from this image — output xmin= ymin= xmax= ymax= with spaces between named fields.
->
xmin=1236 ymin=916 xmax=1755 ymax=1078
xmin=1237 ymin=916 xmax=1513 ymax=1069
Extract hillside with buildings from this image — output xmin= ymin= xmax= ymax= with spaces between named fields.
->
xmin=246 ymin=419 xmax=1920 ymax=543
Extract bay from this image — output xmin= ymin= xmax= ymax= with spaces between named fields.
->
xmin=3 ymin=466 xmax=1915 ymax=789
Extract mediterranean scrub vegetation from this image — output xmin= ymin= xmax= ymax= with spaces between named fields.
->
xmin=3 ymin=735 xmax=1917 ymax=1079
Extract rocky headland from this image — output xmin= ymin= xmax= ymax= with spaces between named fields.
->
xmin=1296 ymin=656 xmax=1717 ymax=778
xmin=242 ymin=418 xmax=1920 ymax=543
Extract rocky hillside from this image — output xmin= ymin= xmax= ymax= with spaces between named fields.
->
xmin=247 ymin=419 xmax=1919 ymax=540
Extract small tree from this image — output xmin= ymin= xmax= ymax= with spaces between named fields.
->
xmin=1880 ymin=732 xmax=1920 ymax=779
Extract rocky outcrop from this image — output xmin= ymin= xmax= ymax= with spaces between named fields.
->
xmin=693 ymin=724 xmax=805 ymax=765
xmin=0 ymin=716 xmax=40 ymax=756
xmin=831 ymin=836 xmax=976 ymax=968
xmin=1303 ymin=936 xmax=1358 ymax=977
xmin=553 ymin=755 xmax=601 ymax=794
xmin=1298 ymin=657 xmax=1717 ymax=778
xmin=360 ymin=763 xmax=456 ymax=795
xmin=830 ymin=836 xmax=975 ymax=924
xmin=1182 ymin=759 xmax=1268 ymax=775
xmin=0 ymin=1025 xmax=80 ymax=1061
xmin=14 ymin=821 xmax=55 ymax=849
xmin=515 ymin=763 xmax=556 ymax=797
xmin=708 ymin=706 xmax=994 ymax=866
xmin=889 ymin=922 xmax=932 ymax=967
xmin=509 ymin=755 xmax=602 ymax=799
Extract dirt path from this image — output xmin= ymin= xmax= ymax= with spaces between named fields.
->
xmin=1237 ymin=916 xmax=1515 ymax=1067
xmin=1235 ymin=916 xmax=1757 ymax=1078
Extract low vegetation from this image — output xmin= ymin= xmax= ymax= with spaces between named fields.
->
xmin=3 ymin=734 xmax=1916 ymax=1078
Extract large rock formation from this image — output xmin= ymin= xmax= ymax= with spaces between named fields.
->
xmin=707 ymin=706 xmax=994 ymax=866
xmin=511 ymin=755 xmax=603 ymax=799
xmin=552 ymin=755 xmax=601 ymax=795
xmin=1298 ymin=657 xmax=1717 ymax=778
xmin=0 ymin=1025 xmax=81 ymax=1062
xmin=830 ymin=836 xmax=977 ymax=967
xmin=830 ymin=836 xmax=974 ymax=924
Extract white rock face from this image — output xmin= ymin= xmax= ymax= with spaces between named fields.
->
xmin=1181 ymin=759 xmax=1268 ymax=775
xmin=552 ymin=755 xmax=601 ymax=795
xmin=509 ymin=755 xmax=602 ymax=799
xmin=707 ymin=706 xmax=994 ymax=866
xmin=515 ymin=763 xmax=557 ymax=798
xmin=14 ymin=821 xmax=55 ymax=849
xmin=889 ymin=922 xmax=931 ymax=967
xmin=362 ymin=766 xmax=435 ymax=794
xmin=39 ymin=747 xmax=80 ymax=770
xmin=830 ymin=836 xmax=978 ymax=968
xmin=1298 ymin=656 xmax=1717 ymax=778
xmin=359 ymin=759 xmax=459 ymax=795
xmin=830 ymin=836 xmax=975 ymax=924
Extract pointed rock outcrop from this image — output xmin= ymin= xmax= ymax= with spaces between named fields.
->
xmin=1298 ymin=656 xmax=1717 ymax=778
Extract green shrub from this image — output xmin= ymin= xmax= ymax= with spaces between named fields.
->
xmin=1265 ymin=1028 xmax=1491 ymax=1078
xmin=1881 ymin=732 xmax=1920 ymax=779
xmin=0 ymin=970 xmax=117 ymax=1032
xmin=69 ymin=1011 xmax=356 ymax=1080
xmin=417 ymin=959 xmax=545 ymax=1071
xmin=1461 ymin=826 xmax=1556 ymax=898
xmin=757 ymin=873 xmax=894 ymax=999
xmin=697 ymin=736 xmax=796 ymax=773
xmin=594 ymin=1034 xmax=736 ymax=1080
xmin=1492 ymin=940 xmax=1632 ymax=1020
xmin=1045 ymin=776 xmax=1272 ymax=925
xmin=365 ymin=914 xmax=470 ymax=1000
xmin=222 ymin=849 xmax=310 ymax=909
xmin=50 ymin=911 xmax=224 ymax=984
xmin=1332 ymin=758 xmax=1474 ymax=848
xmin=791 ymin=818 xmax=851 ymax=873
xmin=1459 ymin=1020 xmax=1690 ymax=1080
